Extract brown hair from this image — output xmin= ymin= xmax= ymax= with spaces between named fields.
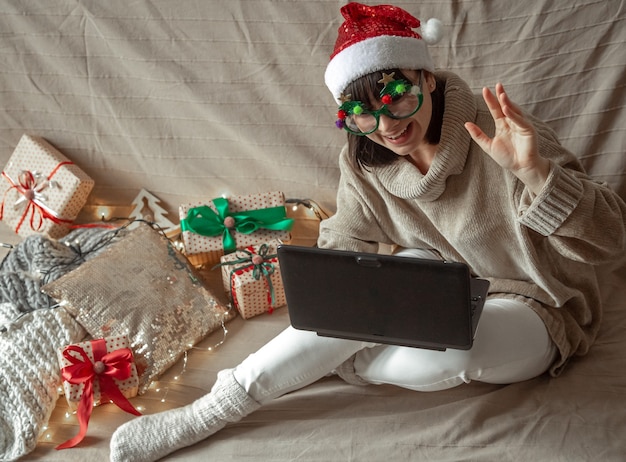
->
xmin=343 ymin=69 xmax=445 ymax=170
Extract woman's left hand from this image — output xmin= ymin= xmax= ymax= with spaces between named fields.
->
xmin=465 ymin=83 xmax=550 ymax=195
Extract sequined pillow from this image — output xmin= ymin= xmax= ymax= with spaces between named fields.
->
xmin=42 ymin=223 xmax=235 ymax=393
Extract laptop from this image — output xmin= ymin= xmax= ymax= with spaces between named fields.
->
xmin=277 ymin=245 xmax=490 ymax=351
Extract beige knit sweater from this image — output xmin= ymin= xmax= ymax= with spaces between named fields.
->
xmin=318 ymin=72 xmax=626 ymax=375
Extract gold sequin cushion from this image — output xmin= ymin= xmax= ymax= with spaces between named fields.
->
xmin=42 ymin=223 xmax=235 ymax=393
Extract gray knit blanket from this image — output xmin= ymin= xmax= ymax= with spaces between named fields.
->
xmin=0 ymin=228 xmax=123 ymax=462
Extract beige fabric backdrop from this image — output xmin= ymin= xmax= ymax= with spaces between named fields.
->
xmin=0 ymin=0 xmax=624 ymax=228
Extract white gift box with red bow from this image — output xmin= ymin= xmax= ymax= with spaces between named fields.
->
xmin=0 ymin=134 xmax=94 ymax=239
xmin=57 ymin=335 xmax=139 ymax=411
xmin=56 ymin=335 xmax=141 ymax=449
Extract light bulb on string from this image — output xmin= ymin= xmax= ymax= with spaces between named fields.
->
xmin=95 ymin=206 xmax=112 ymax=221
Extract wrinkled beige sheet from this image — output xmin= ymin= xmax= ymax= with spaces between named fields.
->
xmin=0 ymin=0 xmax=625 ymax=460
xmin=25 ymin=259 xmax=626 ymax=461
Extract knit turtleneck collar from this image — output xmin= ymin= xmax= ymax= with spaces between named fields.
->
xmin=372 ymin=72 xmax=477 ymax=201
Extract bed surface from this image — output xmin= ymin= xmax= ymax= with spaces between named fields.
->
xmin=1 ymin=1 xmax=625 ymax=461
xmin=21 ymin=258 xmax=626 ymax=462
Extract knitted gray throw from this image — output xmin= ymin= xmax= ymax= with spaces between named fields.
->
xmin=0 ymin=227 xmax=123 ymax=462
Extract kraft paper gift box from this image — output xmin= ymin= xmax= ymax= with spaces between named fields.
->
xmin=219 ymin=242 xmax=287 ymax=319
xmin=179 ymin=191 xmax=294 ymax=267
xmin=57 ymin=335 xmax=139 ymax=412
xmin=0 ymin=134 xmax=94 ymax=239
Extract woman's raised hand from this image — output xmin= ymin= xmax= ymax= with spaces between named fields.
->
xmin=465 ymin=83 xmax=550 ymax=195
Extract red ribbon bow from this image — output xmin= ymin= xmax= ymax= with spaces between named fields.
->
xmin=0 ymin=161 xmax=74 ymax=233
xmin=56 ymin=338 xmax=141 ymax=450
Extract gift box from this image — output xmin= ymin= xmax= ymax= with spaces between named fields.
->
xmin=0 ymin=134 xmax=94 ymax=239
xmin=180 ymin=191 xmax=294 ymax=267
xmin=56 ymin=335 xmax=141 ymax=449
xmin=218 ymin=242 xmax=287 ymax=319
xmin=57 ymin=335 xmax=139 ymax=411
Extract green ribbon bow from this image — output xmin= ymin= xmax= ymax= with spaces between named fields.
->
xmin=214 ymin=243 xmax=278 ymax=311
xmin=180 ymin=197 xmax=294 ymax=254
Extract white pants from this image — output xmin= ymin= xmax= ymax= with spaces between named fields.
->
xmin=234 ymin=298 xmax=557 ymax=403
xmin=234 ymin=250 xmax=558 ymax=403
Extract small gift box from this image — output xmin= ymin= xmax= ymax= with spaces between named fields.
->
xmin=56 ymin=335 xmax=141 ymax=449
xmin=0 ymin=134 xmax=94 ymax=239
xmin=57 ymin=335 xmax=140 ymax=410
xmin=218 ymin=242 xmax=287 ymax=319
xmin=179 ymin=191 xmax=294 ymax=267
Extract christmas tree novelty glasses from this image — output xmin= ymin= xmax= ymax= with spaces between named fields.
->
xmin=336 ymin=71 xmax=424 ymax=136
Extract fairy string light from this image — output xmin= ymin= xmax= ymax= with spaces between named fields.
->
xmin=12 ymin=217 xmax=234 ymax=433
xmin=285 ymin=198 xmax=330 ymax=221
xmin=140 ymin=306 xmax=231 ymax=409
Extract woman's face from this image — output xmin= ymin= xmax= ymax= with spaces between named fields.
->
xmin=364 ymin=69 xmax=436 ymax=160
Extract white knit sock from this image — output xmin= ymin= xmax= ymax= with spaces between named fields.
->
xmin=109 ymin=369 xmax=261 ymax=462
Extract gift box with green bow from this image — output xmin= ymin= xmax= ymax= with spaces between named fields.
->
xmin=179 ymin=191 xmax=294 ymax=267
xmin=217 ymin=241 xmax=287 ymax=319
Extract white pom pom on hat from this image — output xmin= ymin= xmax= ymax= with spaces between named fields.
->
xmin=421 ymin=18 xmax=444 ymax=45
xmin=324 ymin=3 xmax=444 ymax=103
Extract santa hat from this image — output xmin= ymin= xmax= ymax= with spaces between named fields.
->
xmin=324 ymin=3 xmax=443 ymax=103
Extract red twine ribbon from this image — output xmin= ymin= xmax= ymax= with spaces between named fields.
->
xmin=56 ymin=338 xmax=141 ymax=450
xmin=230 ymin=267 xmax=275 ymax=314
xmin=0 ymin=161 xmax=75 ymax=233
xmin=1 ymin=162 xmax=117 ymax=234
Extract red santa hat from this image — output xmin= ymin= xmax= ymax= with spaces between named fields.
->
xmin=324 ymin=3 xmax=443 ymax=103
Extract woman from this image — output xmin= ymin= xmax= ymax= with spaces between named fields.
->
xmin=110 ymin=4 xmax=626 ymax=461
